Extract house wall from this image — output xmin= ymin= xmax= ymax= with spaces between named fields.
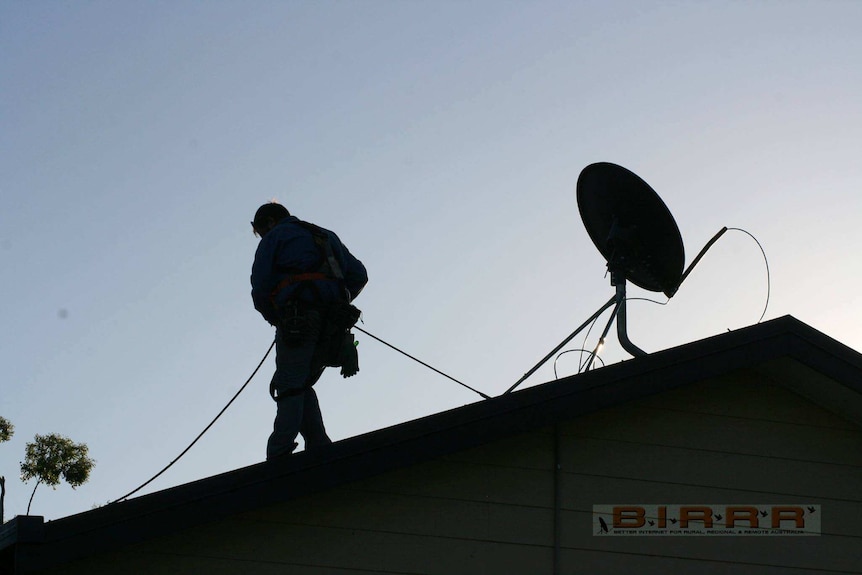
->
xmin=39 ymin=370 xmax=862 ymax=574
xmin=557 ymin=370 xmax=862 ymax=574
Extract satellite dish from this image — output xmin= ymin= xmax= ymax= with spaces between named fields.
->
xmin=577 ymin=162 xmax=684 ymax=298
xmin=505 ymin=162 xmax=691 ymax=394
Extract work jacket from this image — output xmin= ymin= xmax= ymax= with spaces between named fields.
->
xmin=251 ymin=216 xmax=368 ymax=325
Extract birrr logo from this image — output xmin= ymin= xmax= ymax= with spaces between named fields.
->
xmin=593 ymin=504 xmax=821 ymax=536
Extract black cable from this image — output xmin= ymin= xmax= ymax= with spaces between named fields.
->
xmin=626 ymin=297 xmax=669 ymax=306
xmin=671 ymin=226 xmax=770 ymax=324
xmin=547 ymin=227 xmax=770 ymax=380
xmin=111 ymin=337 xmax=277 ymax=504
xmin=110 ymin=227 xmax=760 ymax=501
xmin=554 ymin=348 xmax=605 ymax=378
xmin=354 ymin=326 xmax=491 ymax=400
xmin=726 ymin=227 xmax=771 ymax=323
xmin=679 ymin=226 xmax=770 ymax=324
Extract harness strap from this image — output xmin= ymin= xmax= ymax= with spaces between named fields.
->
xmin=271 ymin=272 xmax=333 ymax=299
xmin=277 ymin=221 xmax=350 ymax=302
xmin=296 ymin=221 xmax=346 ymax=283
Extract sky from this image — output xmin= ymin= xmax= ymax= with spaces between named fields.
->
xmin=2 ymin=0 xmax=861 ymax=522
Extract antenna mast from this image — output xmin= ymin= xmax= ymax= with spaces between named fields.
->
xmin=504 ymin=162 xmax=684 ymax=395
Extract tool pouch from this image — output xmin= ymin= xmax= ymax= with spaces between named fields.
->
xmin=323 ymin=302 xmax=360 ymax=376
xmin=319 ymin=327 xmax=359 ymax=369
xmin=328 ymin=301 xmax=361 ymax=331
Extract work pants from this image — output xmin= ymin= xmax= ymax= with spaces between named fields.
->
xmin=267 ymin=309 xmax=332 ymax=459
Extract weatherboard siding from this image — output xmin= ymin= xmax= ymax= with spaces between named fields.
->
xmin=37 ymin=431 xmax=559 ymax=574
xmin=557 ymin=372 xmax=862 ymax=573
xmin=36 ymin=371 xmax=862 ymax=574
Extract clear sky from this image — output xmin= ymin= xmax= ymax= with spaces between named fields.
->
xmin=2 ymin=1 xmax=861 ymax=521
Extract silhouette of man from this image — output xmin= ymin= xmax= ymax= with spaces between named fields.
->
xmin=251 ymin=202 xmax=367 ymax=459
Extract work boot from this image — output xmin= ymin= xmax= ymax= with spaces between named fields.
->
xmin=266 ymin=441 xmax=298 ymax=461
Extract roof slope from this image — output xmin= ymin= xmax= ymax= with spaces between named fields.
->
xmin=3 ymin=315 xmax=862 ymax=572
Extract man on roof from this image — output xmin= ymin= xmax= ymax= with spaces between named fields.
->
xmin=251 ymin=202 xmax=368 ymax=460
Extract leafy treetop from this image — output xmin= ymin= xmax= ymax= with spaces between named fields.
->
xmin=0 ymin=416 xmax=13 ymax=443
xmin=20 ymin=433 xmax=94 ymax=489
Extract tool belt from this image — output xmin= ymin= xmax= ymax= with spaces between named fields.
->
xmin=277 ymin=299 xmax=361 ymax=377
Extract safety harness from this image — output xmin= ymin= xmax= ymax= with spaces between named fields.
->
xmin=270 ymin=221 xmax=347 ymax=304
xmin=269 ymin=220 xmax=361 ymax=401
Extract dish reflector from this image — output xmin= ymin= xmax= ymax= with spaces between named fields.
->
xmin=577 ymin=162 xmax=684 ymax=297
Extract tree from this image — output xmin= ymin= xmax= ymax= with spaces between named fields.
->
xmin=0 ymin=417 xmax=12 ymax=443
xmin=20 ymin=433 xmax=95 ymax=515
xmin=0 ymin=416 xmax=13 ymax=523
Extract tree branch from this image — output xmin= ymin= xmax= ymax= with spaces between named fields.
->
xmin=26 ymin=479 xmax=42 ymax=516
